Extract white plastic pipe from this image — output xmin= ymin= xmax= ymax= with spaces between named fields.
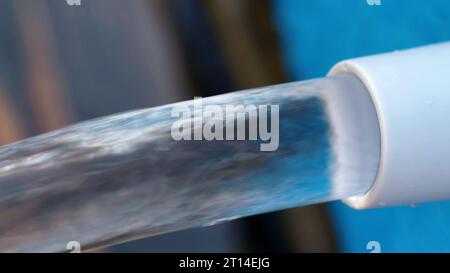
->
xmin=330 ymin=42 xmax=450 ymax=209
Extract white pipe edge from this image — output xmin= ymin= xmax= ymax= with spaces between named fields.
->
xmin=328 ymin=42 xmax=450 ymax=209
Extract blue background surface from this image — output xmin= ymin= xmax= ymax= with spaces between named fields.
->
xmin=273 ymin=0 xmax=450 ymax=252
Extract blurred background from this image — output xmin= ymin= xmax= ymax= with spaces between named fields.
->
xmin=1 ymin=0 xmax=450 ymax=252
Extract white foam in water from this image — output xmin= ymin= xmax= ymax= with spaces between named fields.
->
xmin=322 ymin=74 xmax=381 ymax=199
